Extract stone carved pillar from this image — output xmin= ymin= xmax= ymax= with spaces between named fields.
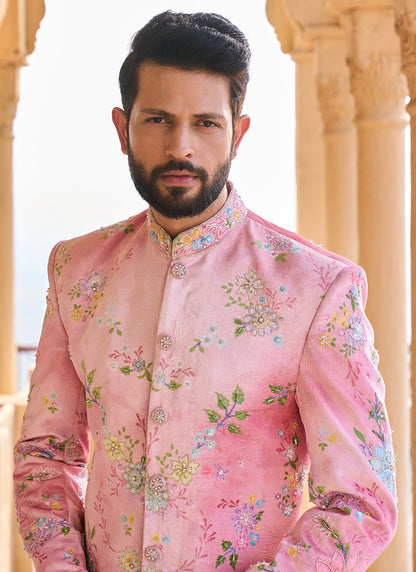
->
xmin=395 ymin=7 xmax=416 ymax=568
xmin=292 ymin=48 xmax=327 ymax=246
xmin=346 ymin=7 xmax=410 ymax=571
xmin=0 ymin=65 xmax=18 ymax=395
xmin=265 ymin=0 xmax=327 ymax=247
xmin=0 ymin=2 xmax=45 ymax=570
xmin=314 ymin=30 xmax=358 ymax=261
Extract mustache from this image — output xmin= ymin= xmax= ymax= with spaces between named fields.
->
xmin=151 ymin=160 xmax=208 ymax=179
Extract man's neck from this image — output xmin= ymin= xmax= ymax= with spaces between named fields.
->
xmin=150 ymin=186 xmax=228 ymax=239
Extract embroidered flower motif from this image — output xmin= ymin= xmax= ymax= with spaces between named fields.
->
xmin=170 ymin=454 xmax=199 ymax=486
xmin=318 ymin=332 xmax=332 ymax=346
xmin=343 ymin=316 xmax=366 ymax=349
xmin=213 ymin=465 xmax=229 ymax=480
xmin=242 ymin=305 xmax=278 ymax=336
xmin=103 ymin=434 xmax=125 ymax=462
xmin=370 ymin=439 xmax=396 ymax=495
xmin=272 ymin=334 xmax=284 ymax=347
xmin=231 ymin=503 xmax=258 ymax=535
xmin=117 ymin=547 xmax=141 ymax=571
xmin=79 ymin=271 xmax=108 ymax=298
xmin=145 ymin=487 xmax=170 ymax=513
xmin=236 ymin=270 xmax=265 ymax=301
xmin=123 ymin=462 xmax=146 ymax=494
xmin=192 ymin=233 xmax=214 ymax=250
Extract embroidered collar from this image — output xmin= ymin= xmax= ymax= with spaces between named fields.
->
xmin=147 ymin=184 xmax=247 ymax=259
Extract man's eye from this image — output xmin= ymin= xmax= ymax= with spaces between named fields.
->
xmin=147 ymin=117 xmax=166 ymax=124
xmin=201 ymin=120 xmax=217 ymax=128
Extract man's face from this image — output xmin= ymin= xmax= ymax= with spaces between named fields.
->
xmin=113 ymin=63 xmax=247 ymax=220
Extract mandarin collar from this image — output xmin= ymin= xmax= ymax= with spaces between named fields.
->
xmin=146 ymin=184 xmax=247 ymax=259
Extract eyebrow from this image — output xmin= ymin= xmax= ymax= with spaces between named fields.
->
xmin=139 ymin=108 xmax=227 ymax=121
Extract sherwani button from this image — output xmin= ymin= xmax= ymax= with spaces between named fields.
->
xmin=158 ymin=333 xmax=174 ymax=349
xmin=149 ymin=473 xmax=167 ymax=492
xmin=151 ymin=407 xmax=168 ymax=424
xmin=144 ymin=545 xmax=162 ymax=562
xmin=171 ymin=262 xmax=187 ymax=278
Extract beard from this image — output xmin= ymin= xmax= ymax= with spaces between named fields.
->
xmin=127 ymin=144 xmax=232 ymax=220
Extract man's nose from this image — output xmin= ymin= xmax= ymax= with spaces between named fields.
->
xmin=165 ymin=124 xmax=194 ymax=160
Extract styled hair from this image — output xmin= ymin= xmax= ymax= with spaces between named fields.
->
xmin=119 ymin=11 xmax=251 ymax=124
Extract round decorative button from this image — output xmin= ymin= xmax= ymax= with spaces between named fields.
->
xmin=144 ymin=545 xmax=162 ymax=562
xmin=151 ymin=407 xmax=168 ymax=425
xmin=171 ymin=262 xmax=187 ymax=278
xmin=158 ymin=333 xmax=174 ymax=350
xmin=149 ymin=474 xmax=167 ymax=492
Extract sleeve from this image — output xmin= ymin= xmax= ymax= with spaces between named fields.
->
xmin=13 ymin=243 xmax=90 ymax=571
xmin=248 ymin=264 xmax=397 ymax=572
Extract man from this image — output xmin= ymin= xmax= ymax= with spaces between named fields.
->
xmin=14 ymin=11 xmax=397 ymax=572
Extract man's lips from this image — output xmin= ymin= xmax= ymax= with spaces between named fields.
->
xmin=160 ymin=171 xmax=198 ymax=185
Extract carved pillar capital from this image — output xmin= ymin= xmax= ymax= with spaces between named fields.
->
xmin=0 ymin=66 xmax=18 ymax=139
xmin=313 ymin=33 xmax=355 ymax=134
xmin=395 ymin=11 xmax=416 ymax=114
xmin=348 ymin=8 xmax=408 ymax=123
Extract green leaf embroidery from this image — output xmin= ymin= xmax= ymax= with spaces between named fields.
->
xmin=354 ymin=427 xmax=366 ymax=443
xmin=215 ymin=392 xmax=230 ymax=410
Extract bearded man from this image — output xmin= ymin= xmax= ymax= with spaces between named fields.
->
xmin=14 ymin=11 xmax=397 ymax=572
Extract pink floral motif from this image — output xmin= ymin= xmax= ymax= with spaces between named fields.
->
xmin=147 ymin=188 xmax=246 ymax=258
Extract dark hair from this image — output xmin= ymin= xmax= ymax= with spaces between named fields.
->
xmin=119 ymin=11 xmax=251 ymax=124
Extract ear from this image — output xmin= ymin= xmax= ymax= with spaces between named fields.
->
xmin=112 ymin=107 xmax=128 ymax=155
xmin=232 ymin=114 xmax=250 ymax=159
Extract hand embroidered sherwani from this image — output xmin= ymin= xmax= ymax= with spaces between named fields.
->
xmin=14 ymin=185 xmax=397 ymax=572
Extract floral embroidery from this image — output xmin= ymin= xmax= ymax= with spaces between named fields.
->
xmin=103 ymin=434 xmax=125 ymax=462
xmin=123 ymin=461 xmax=146 ymax=494
xmin=236 ymin=269 xmax=264 ymax=300
xmin=263 ymin=382 xmax=295 ymax=406
xmin=145 ymin=487 xmax=170 ymax=512
xmin=215 ymin=495 xmax=264 ymax=569
xmin=45 ymin=289 xmax=55 ymax=316
xmin=213 ymin=465 xmax=229 ymax=481
xmin=313 ymin=516 xmax=350 ymax=565
xmin=99 ymin=220 xmax=135 ymax=240
xmin=121 ymin=514 xmax=134 ymax=536
xmin=189 ymin=324 xmax=227 ymax=353
xmin=191 ymin=385 xmax=248 ymax=459
xmin=148 ymin=189 xmax=246 ymax=257
xmin=223 ymin=270 xmax=296 ymax=341
xmin=317 ymin=426 xmax=337 ymax=451
xmin=354 ymin=394 xmax=396 ymax=496
xmin=117 ymin=546 xmax=141 ymax=571
xmin=318 ymin=281 xmax=366 ymax=357
xmin=170 ymin=454 xmax=200 ymax=486
xmin=111 ymin=347 xmax=195 ymax=392
xmin=54 ymin=241 xmax=72 ymax=276
xmin=252 ymin=233 xmax=302 ymax=262
xmin=63 ymin=545 xmax=81 ymax=566
xmin=42 ymin=392 xmax=58 ymax=414
xmin=68 ymin=270 xmax=108 ymax=321
xmin=97 ymin=306 xmax=122 ymax=336
xmin=82 ymin=360 xmax=108 ymax=434
xmin=23 ymin=516 xmax=73 ymax=560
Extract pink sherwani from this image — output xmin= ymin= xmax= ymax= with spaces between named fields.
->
xmin=14 ymin=186 xmax=397 ymax=571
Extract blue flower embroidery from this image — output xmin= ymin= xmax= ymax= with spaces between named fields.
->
xmin=370 ymin=439 xmax=396 ymax=495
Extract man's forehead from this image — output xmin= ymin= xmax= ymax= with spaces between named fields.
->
xmin=134 ymin=62 xmax=233 ymax=115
